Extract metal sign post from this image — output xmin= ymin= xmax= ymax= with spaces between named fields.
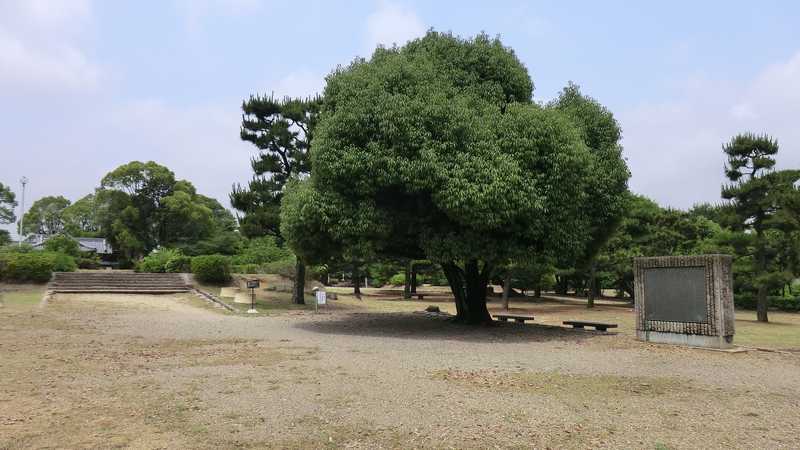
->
xmin=246 ymin=279 xmax=260 ymax=314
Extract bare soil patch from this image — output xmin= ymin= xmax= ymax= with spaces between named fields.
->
xmin=1 ymin=290 xmax=799 ymax=449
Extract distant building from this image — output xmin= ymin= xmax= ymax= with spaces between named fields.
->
xmin=25 ymin=234 xmax=114 ymax=255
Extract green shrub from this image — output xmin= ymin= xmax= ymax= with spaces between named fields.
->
xmin=0 ymin=252 xmax=76 ymax=283
xmin=231 ymin=236 xmax=292 ymax=266
xmin=232 ymin=263 xmax=260 ymax=274
xmin=77 ymin=254 xmax=101 ymax=269
xmin=43 ymin=234 xmax=81 ymax=257
xmin=191 ymin=254 xmax=231 ymax=283
xmin=261 ymin=257 xmax=296 ymax=278
xmin=137 ymin=248 xmax=190 ymax=273
xmin=389 ymin=272 xmax=405 ymax=286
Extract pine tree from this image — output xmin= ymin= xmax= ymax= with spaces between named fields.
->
xmin=722 ymin=133 xmax=800 ymax=322
xmin=231 ymin=94 xmax=321 ymax=304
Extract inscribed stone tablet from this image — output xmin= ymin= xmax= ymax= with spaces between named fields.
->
xmin=643 ymin=267 xmax=707 ymax=323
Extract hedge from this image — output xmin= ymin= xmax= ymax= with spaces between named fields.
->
xmin=191 ymin=254 xmax=231 ymax=283
xmin=0 ymin=252 xmax=76 ymax=283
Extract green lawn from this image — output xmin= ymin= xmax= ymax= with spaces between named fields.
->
xmin=0 ymin=284 xmax=46 ymax=308
xmin=733 ymin=310 xmax=800 ymax=349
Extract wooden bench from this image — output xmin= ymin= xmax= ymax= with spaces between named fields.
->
xmin=494 ymin=314 xmax=534 ymax=323
xmin=563 ymin=320 xmax=618 ymax=332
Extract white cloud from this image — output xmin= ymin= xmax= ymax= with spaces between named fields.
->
xmin=364 ymin=0 xmax=425 ymax=55
xmin=0 ymin=0 xmax=100 ymax=92
xmin=268 ymin=70 xmax=326 ymax=98
xmin=620 ymin=50 xmax=800 ymax=209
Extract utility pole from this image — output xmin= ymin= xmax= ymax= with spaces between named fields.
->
xmin=18 ymin=176 xmax=27 ymax=247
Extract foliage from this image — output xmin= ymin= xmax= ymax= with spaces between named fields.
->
xmin=281 ymin=31 xmax=629 ymax=323
xmin=136 ymin=248 xmax=191 ymax=273
xmin=231 ymin=95 xmax=321 ymax=238
xmin=231 ymin=94 xmax=321 ymax=305
xmin=0 ymin=230 xmax=10 ymax=246
xmin=77 ymin=253 xmax=101 ymax=269
xmin=0 ymin=181 xmax=16 ymax=226
xmin=43 ymin=234 xmax=81 ymax=257
xmin=96 ymin=161 xmax=236 ymax=260
xmin=721 ymin=133 xmax=800 ymax=321
xmin=0 ymin=251 xmax=76 ymax=283
xmin=389 ymin=272 xmax=406 ymax=286
xmin=593 ymin=193 xmax=726 ymax=298
xmin=231 ymin=236 xmax=292 ymax=265
xmin=62 ymin=194 xmax=99 ymax=237
xmin=191 ymin=254 xmax=232 ymax=283
xmin=21 ymin=196 xmax=70 ymax=236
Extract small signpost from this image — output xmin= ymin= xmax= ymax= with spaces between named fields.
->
xmin=312 ymin=287 xmax=326 ymax=313
xmin=246 ymin=279 xmax=260 ymax=314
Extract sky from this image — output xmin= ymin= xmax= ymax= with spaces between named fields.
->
xmin=1 ymin=0 xmax=799 ymax=238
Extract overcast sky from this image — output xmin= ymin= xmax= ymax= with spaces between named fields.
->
xmin=2 ymin=0 xmax=799 ymax=238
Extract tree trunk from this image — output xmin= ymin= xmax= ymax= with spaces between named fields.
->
xmin=502 ymin=271 xmax=512 ymax=310
xmin=403 ymin=260 xmax=412 ymax=299
xmin=292 ymin=260 xmax=306 ymax=305
xmin=442 ymin=260 xmax=493 ymax=324
xmin=352 ymin=263 xmax=362 ymax=300
xmin=555 ymin=275 xmax=568 ymax=295
xmin=410 ymin=265 xmax=418 ymax=294
xmin=587 ymin=262 xmax=596 ymax=308
xmin=756 ymin=235 xmax=769 ymax=322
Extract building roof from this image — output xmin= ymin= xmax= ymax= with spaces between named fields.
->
xmin=26 ymin=234 xmax=114 ymax=255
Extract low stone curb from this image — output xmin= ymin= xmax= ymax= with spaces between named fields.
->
xmin=192 ymin=288 xmax=236 ymax=312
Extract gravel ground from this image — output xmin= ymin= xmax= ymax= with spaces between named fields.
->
xmin=1 ymin=293 xmax=799 ymax=449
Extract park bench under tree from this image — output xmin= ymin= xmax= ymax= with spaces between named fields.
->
xmin=494 ymin=314 xmax=535 ymax=323
xmin=563 ymin=320 xmax=618 ymax=332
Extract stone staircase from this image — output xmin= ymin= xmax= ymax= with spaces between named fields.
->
xmin=49 ymin=272 xmax=191 ymax=294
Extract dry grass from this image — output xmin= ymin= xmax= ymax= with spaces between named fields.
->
xmin=1 ymin=286 xmax=799 ymax=449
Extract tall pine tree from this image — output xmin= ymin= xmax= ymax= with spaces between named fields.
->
xmin=231 ymin=95 xmax=321 ymax=304
xmin=722 ymin=133 xmax=800 ymax=322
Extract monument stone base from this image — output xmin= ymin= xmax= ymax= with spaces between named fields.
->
xmin=637 ymin=330 xmax=733 ymax=349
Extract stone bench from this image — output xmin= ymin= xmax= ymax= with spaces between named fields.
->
xmin=494 ymin=314 xmax=534 ymax=323
xmin=563 ymin=320 xmax=618 ymax=332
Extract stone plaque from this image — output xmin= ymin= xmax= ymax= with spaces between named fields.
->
xmin=643 ymin=267 xmax=707 ymax=323
xmin=634 ymin=255 xmax=735 ymax=349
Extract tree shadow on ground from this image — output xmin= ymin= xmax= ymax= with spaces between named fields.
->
xmin=294 ymin=312 xmax=603 ymax=344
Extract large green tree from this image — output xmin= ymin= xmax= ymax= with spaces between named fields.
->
xmin=547 ymin=83 xmax=629 ymax=307
xmin=97 ymin=161 xmax=234 ymax=261
xmin=281 ymin=32 xmax=630 ymax=324
xmin=721 ymin=133 xmax=800 ymax=322
xmin=231 ymin=95 xmax=321 ymax=304
xmin=0 ymin=182 xmax=17 ymax=245
xmin=20 ymin=196 xmax=71 ymax=236
xmin=62 ymin=194 xmax=99 ymax=237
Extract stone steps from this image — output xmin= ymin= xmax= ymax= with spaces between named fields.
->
xmin=49 ymin=272 xmax=191 ymax=293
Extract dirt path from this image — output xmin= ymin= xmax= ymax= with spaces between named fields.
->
xmin=1 ymin=293 xmax=799 ymax=449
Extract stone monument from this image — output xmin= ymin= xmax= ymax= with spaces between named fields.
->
xmin=634 ymin=254 xmax=735 ymax=349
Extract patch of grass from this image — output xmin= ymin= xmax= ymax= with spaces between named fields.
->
xmin=733 ymin=310 xmax=800 ymax=349
xmin=0 ymin=284 xmax=46 ymax=308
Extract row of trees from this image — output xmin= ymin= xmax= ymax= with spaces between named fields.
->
xmin=11 ymin=161 xmax=238 ymax=265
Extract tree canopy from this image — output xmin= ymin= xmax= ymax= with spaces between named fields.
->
xmin=281 ymin=32 xmax=630 ymax=324
xmin=20 ymin=195 xmax=71 ymax=236
xmin=96 ymin=161 xmax=236 ymax=261
xmin=721 ymin=133 xmax=800 ymax=322
xmin=0 ymin=182 xmax=16 ymax=245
